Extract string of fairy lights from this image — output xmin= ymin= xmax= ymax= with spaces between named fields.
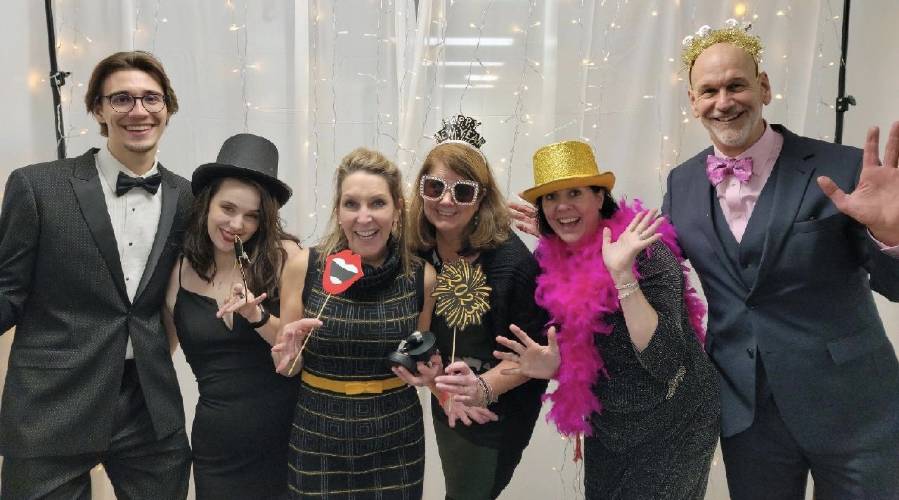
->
xmin=41 ymin=0 xmax=846 ymax=255
xmin=394 ymin=0 xmax=446 ymax=179
xmin=502 ymin=0 xmax=538 ymax=198
xmin=455 ymin=0 xmax=496 ymax=113
xmin=585 ymin=0 xmax=625 ymax=148
xmin=398 ymin=0 xmax=450 ymax=178
xmin=371 ymin=0 xmax=387 ymax=149
xmin=304 ymin=0 xmax=324 ymax=243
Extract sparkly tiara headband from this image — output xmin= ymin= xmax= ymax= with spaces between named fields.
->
xmin=433 ymin=114 xmax=488 ymax=163
xmin=680 ymin=18 xmax=764 ymax=72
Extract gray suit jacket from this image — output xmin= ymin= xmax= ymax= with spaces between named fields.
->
xmin=0 ymin=148 xmax=192 ymax=457
xmin=663 ymin=125 xmax=899 ymax=454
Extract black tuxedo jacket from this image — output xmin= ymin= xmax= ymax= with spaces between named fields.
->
xmin=0 ymin=148 xmax=192 ymax=457
xmin=663 ymin=125 xmax=899 ymax=454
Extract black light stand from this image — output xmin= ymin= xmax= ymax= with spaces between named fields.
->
xmin=44 ymin=0 xmax=70 ymax=159
xmin=834 ymin=0 xmax=855 ymax=144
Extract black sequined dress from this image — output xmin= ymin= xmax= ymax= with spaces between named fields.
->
xmin=288 ymin=246 xmax=425 ymax=499
xmin=584 ymin=242 xmax=720 ymax=500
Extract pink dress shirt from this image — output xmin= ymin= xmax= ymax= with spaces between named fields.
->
xmin=713 ymin=123 xmax=899 ymax=256
xmin=713 ymin=123 xmax=782 ymax=243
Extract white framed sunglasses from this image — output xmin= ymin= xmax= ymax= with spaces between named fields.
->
xmin=419 ymin=175 xmax=481 ymax=205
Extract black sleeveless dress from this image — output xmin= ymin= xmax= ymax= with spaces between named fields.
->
xmin=174 ymin=260 xmax=299 ymax=500
xmin=288 ymin=246 xmax=425 ymax=499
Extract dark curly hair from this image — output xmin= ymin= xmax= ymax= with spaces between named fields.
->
xmin=182 ymin=177 xmax=298 ymax=299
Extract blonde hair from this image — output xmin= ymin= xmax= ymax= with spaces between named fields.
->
xmin=318 ymin=147 xmax=413 ymax=275
xmin=408 ymin=143 xmax=510 ymax=255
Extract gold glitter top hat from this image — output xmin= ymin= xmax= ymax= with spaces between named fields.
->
xmin=521 ymin=140 xmax=615 ymax=204
xmin=681 ymin=19 xmax=763 ymax=72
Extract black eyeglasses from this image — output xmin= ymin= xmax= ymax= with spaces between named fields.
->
xmin=101 ymin=92 xmax=167 ymax=113
xmin=419 ymin=175 xmax=480 ymax=205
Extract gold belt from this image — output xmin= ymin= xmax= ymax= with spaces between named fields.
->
xmin=301 ymin=371 xmax=406 ymax=395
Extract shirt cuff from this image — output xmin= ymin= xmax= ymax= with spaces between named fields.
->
xmin=868 ymin=230 xmax=899 ymax=258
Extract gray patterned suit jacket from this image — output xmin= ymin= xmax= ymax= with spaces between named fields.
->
xmin=0 ymin=148 xmax=193 ymax=457
xmin=663 ymin=125 xmax=899 ymax=455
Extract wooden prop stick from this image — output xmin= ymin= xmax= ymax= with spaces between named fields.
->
xmin=286 ymin=249 xmax=363 ymax=376
xmin=450 ymin=327 xmax=458 ymax=366
xmin=286 ymin=293 xmax=332 ymax=374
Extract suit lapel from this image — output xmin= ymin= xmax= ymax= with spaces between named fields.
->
xmin=688 ymin=151 xmax=746 ymax=288
xmin=135 ymin=165 xmax=181 ymax=301
xmin=70 ymin=149 xmax=129 ymax=303
xmin=749 ymin=127 xmax=815 ymax=296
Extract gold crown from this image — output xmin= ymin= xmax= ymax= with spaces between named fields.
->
xmin=681 ymin=19 xmax=763 ymax=72
xmin=521 ymin=140 xmax=615 ymax=204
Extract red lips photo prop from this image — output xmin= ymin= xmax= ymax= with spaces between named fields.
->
xmin=323 ymin=249 xmax=364 ymax=295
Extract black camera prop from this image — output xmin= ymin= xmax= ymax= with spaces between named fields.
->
xmin=387 ymin=331 xmax=438 ymax=375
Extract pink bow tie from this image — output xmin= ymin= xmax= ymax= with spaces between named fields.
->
xmin=706 ymin=155 xmax=753 ymax=186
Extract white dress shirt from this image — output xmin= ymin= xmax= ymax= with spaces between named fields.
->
xmin=95 ymin=147 xmax=163 ymax=359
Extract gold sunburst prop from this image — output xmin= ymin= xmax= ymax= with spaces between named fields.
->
xmin=432 ymin=258 xmax=491 ymax=362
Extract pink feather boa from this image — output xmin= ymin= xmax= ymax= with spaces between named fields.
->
xmin=534 ymin=199 xmax=707 ymax=437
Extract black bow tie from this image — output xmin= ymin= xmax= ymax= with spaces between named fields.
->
xmin=116 ymin=172 xmax=162 ymax=196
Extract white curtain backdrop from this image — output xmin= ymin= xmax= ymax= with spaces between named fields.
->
xmin=1 ymin=1 xmax=897 ymax=498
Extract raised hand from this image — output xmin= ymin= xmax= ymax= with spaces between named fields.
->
xmin=601 ymin=209 xmax=664 ymax=281
xmin=817 ymin=121 xmax=899 ymax=246
xmin=508 ymin=200 xmax=540 ymax=238
xmin=494 ymin=324 xmax=560 ymax=380
xmin=217 ymin=282 xmax=267 ymax=320
xmin=391 ymin=354 xmax=443 ymax=387
xmin=272 ymin=318 xmax=322 ymax=375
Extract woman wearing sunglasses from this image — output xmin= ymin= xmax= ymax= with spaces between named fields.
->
xmin=395 ymin=115 xmax=547 ymax=500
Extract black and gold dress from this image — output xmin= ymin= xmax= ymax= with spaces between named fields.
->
xmin=288 ymin=246 xmax=425 ymax=499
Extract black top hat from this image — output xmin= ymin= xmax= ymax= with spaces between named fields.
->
xmin=192 ymin=133 xmax=292 ymax=206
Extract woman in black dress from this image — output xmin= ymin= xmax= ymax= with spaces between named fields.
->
xmin=274 ymin=147 xmax=437 ymax=499
xmin=394 ymin=116 xmax=547 ymax=500
xmin=162 ymin=134 xmax=302 ymax=499
xmin=499 ymin=140 xmax=720 ymax=499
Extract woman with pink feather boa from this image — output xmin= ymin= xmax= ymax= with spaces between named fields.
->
xmin=499 ymin=140 xmax=720 ymax=499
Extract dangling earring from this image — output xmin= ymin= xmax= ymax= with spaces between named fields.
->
xmin=472 ymin=213 xmax=480 ymax=227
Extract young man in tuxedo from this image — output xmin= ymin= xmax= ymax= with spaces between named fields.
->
xmin=0 ymin=51 xmax=192 ymax=499
xmin=664 ymin=25 xmax=899 ymax=499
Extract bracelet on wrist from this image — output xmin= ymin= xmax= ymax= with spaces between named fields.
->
xmin=475 ymin=374 xmax=498 ymax=407
xmin=618 ymin=285 xmax=640 ymax=300
xmin=614 ymin=280 xmax=639 ymax=291
xmin=248 ymin=305 xmax=271 ymax=328
xmin=475 ymin=377 xmax=489 ymax=407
